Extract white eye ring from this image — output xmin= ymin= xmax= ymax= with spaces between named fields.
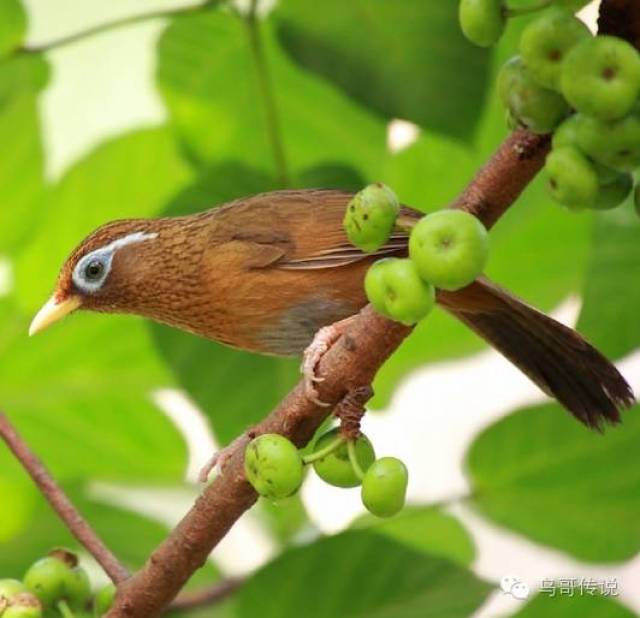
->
xmin=72 ymin=251 xmax=112 ymax=293
xmin=71 ymin=230 xmax=158 ymax=294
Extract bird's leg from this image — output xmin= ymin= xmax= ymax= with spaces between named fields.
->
xmin=301 ymin=315 xmax=359 ymax=406
xmin=197 ymin=429 xmax=257 ymax=483
xmin=334 ymin=385 xmax=373 ymax=439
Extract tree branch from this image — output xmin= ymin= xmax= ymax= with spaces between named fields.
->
xmin=107 ymin=127 xmax=548 ymax=617
xmin=0 ymin=413 xmax=130 ymax=584
xmin=19 ymin=1 xmax=220 ymax=54
xmin=169 ymin=577 xmax=243 ymax=612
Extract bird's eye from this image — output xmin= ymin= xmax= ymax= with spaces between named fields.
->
xmin=83 ymin=258 xmax=105 ymax=281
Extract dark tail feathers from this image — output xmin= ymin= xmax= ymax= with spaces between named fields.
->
xmin=445 ymin=279 xmax=635 ymax=429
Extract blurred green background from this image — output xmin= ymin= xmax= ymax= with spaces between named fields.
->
xmin=0 ymin=0 xmax=638 ymax=616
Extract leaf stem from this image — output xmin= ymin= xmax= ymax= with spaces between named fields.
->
xmin=244 ymin=0 xmax=290 ymax=187
xmin=347 ymin=440 xmax=365 ymax=481
xmin=19 ymin=1 xmax=221 ymax=54
xmin=302 ymin=435 xmax=344 ymax=464
xmin=57 ymin=600 xmax=75 ymax=618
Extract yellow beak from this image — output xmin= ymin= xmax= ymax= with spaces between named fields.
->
xmin=29 ymin=295 xmax=82 ymax=336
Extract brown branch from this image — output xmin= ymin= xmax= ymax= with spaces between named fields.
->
xmin=169 ymin=577 xmax=243 ymax=612
xmin=107 ymin=127 xmax=548 ymax=617
xmin=0 ymin=413 xmax=130 ymax=584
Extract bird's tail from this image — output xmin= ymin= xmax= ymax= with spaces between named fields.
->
xmin=440 ymin=278 xmax=635 ymax=429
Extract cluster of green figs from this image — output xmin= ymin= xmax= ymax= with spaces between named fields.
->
xmin=0 ymin=549 xmax=115 ymax=618
xmin=461 ymin=0 xmax=640 ymax=213
xmin=343 ymin=183 xmax=489 ymax=326
xmin=245 ymin=429 xmax=409 ymax=518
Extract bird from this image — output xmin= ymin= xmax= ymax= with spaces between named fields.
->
xmin=30 ymin=188 xmax=634 ymax=430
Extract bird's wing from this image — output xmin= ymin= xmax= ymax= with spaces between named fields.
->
xmin=213 ymin=189 xmax=417 ymax=270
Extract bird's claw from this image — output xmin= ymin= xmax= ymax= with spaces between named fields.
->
xmin=197 ymin=431 xmax=254 ymax=483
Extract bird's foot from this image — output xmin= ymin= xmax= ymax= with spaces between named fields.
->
xmin=301 ymin=315 xmax=359 ymax=406
xmin=197 ymin=430 xmax=256 ymax=483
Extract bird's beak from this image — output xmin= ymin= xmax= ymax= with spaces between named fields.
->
xmin=29 ymin=295 xmax=82 ymax=336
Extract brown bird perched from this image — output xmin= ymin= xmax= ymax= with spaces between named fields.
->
xmin=30 ymin=189 xmax=634 ymax=429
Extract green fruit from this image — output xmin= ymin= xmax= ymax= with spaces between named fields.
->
xmin=0 ymin=592 xmax=42 ymax=618
xmin=361 ymin=457 xmax=409 ymax=518
xmin=561 ymin=36 xmax=640 ymax=120
xmin=498 ymin=56 xmax=570 ymax=133
xmin=551 ymin=114 xmax=582 ymax=149
xmin=24 ymin=551 xmax=90 ymax=611
xmin=364 ymin=258 xmax=435 ymax=325
xmin=311 ymin=428 xmax=375 ymax=488
xmin=520 ymin=9 xmax=591 ymax=90
xmin=24 ymin=558 xmax=68 ymax=608
xmin=3 ymin=593 xmax=42 ymax=618
xmin=592 ymin=173 xmax=633 ymax=210
xmin=62 ymin=567 xmax=91 ymax=611
xmin=552 ymin=0 xmax=590 ymax=10
xmin=545 ymin=146 xmax=598 ymax=209
xmin=459 ymin=0 xmax=505 ymax=47
xmin=574 ymin=109 xmax=640 ymax=171
xmin=343 ymin=183 xmax=400 ymax=253
xmin=0 ymin=580 xmax=28 ymax=603
xmin=94 ymin=584 xmax=116 ymax=617
xmin=409 ymin=210 xmax=489 ymax=291
xmin=244 ymin=434 xmax=304 ymax=500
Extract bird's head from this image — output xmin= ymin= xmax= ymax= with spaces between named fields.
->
xmin=29 ymin=219 xmax=163 ymax=336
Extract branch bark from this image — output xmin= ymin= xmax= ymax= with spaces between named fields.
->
xmin=0 ymin=413 xmax=130 ymax=584
xmin=107 ymin=128 xmax=548 ymax=617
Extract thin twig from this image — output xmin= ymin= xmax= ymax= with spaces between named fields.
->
xmin=244 ymin=1 xmax=290 ymax=187
xmin=0 ymin=413 xmax=130 ymax=584
xmin=19 ymin=1 xmax=220 ymax=54
xmin=169 ymin=577 xmax=243 ymax=612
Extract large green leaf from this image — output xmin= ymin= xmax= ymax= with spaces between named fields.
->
xmin=274 ymin=0 xmax=490 ymax=141
xmin=353 ymin=506 xmax=475 ymax=567
xmin=467 ymin=403 xmax=640 ymax=562
xmin=513 ymin=592 xmax=636 ymax=618
xmin=0 ymin=0 xmax=26 ymax=58
xmin=157 ymin=8 xmax=386 ymax=179
xmin=577 ymin=204 xmax=640 ymax=360
xmin=236 ymin=530 xmax=492 ymax=618
xmin=0 ymin=303 xmax=187 ymax=481
xmin=0 ymin=55 xmax=49 ymax=255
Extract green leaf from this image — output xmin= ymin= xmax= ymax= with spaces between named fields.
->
xmin=467 ymin=403 xmax=640 ymax=562
xmin=0 ymin=55 xmax=49 ymax=255
xmin=0 ymin=0 xmax=26 ymax=58
xmin=353 ymin=506 xmax=475 ymax=566
xmin=236 ymin=530 xmax=492 ymax=618
xmin=274 ymin=0 xmax=491 ymax=141
xmin=0 ymin=54 xmax=49 ymax=108
xmin=513 ymin=592 xmax=635 ymax=618
xmin=577 ymin=203 xmax=640 ymax=360
xmin=0 ymin=302 xmax=187 ymax=481
xmin=157 ymin=9 xmax=386 ymax=178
